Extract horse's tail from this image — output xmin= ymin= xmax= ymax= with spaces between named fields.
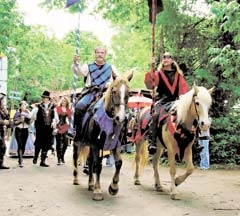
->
xmin=133 ymin=139 xmax=149 ymax=173
xmin=77 ymin=145 xmax=90 ymax=166
xmin=140 ymin=139 xmax=149 ymax=168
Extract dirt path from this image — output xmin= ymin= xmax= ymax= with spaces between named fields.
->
xmin=1 ymin=146 xmax=240 ymax=216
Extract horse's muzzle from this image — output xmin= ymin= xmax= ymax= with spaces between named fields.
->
xmin=199 ymin=121 xmax=211 ymax=131
xmin=114 ymin=116 xmax=125 ymax=125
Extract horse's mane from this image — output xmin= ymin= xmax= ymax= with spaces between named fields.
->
xmin=104 ymin=80 xmax=114 ymax=107
xmin=171 ymin=86 xmax=212 ymax=124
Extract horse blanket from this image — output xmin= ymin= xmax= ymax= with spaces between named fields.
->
xmin=82 ymin=98 xmax=123 ymax=150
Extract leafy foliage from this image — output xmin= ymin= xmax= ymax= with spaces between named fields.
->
xmin=210 ymin=112 xmax=240 ymax=164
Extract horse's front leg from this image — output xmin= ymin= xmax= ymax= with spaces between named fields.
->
xmin=92 ymin=149 xmax=103 ymax=201
xmin=175 ymin=144 xmax=194 ymax=186
xmin=167 ymin=149 xmax=179 ymax=200
xmin=153 ymin=144 xmax=165 ymax=192
xmin=108 ymin=148 xmax=122 ymax=196
xmin=134 ymin=139 xmax=143 ymax=185
xmin=73 ymin=143 xmax=80 ymax=185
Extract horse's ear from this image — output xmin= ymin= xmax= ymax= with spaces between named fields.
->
xmin=208 ymin=86 xmax=215 ymax=95
xmin=127 ymin=69 xmax=134 ymax=81
xmin=112 ymin=70 xmax=118 ymax=80
xmin=193 ymin=81 xmax=199 ymax=95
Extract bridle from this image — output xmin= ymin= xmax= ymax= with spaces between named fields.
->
xmin=192 ymin=94 xmax=203 ymax=138
xmin=193 ymin=94 xmax=200 ymax=122
xmin=107 ymin=85 xmax=128 ymax=121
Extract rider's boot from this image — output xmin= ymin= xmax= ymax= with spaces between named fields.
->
xmin=73 ymin=108 xmax=84 ymax=142
xmin=148 ymin=115 xmax=158 ymax=155
xmin=67 ymin=107 xmax=84 ymax=140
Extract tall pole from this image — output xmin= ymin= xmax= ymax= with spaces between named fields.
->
xmin=68 ymin=0 xmax=81 ymax=137
xmin=150 ymin=0 xmax=156 ymax=116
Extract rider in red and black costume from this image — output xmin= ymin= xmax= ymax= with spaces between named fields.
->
xmin=144 ymin=52 xmax=189 ymax=155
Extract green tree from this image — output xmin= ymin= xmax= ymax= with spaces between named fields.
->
xmin=95 ymin=0 xmax=240 ymax=164
xmin=3 ymin=1 xmax=102 ymax=106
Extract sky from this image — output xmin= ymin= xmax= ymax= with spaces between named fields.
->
xmin=16 ymin=0 xmax=115 ymax=46
xmin=16 ymin=0 xmax=209 ymax=46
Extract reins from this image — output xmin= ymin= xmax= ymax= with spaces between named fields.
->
xmin=192 ymin=94 xmax=201 ymax=138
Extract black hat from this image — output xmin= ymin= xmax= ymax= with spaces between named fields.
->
xmin=41 ymin=90 xmax=51 ymax=98
xmin=0 ymin=92 xmax=6 ymax=100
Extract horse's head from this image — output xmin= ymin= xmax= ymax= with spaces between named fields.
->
xmin=104 ymin=71 xmax=133 ymax=124
xmin=173 ymin=83 xmax=214 ymax=130
xmin=192 ymin=83 xmax=214 ymax=130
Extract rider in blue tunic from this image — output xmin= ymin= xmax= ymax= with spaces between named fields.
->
xmin=68 ymin=46 xmax=118 ymax=143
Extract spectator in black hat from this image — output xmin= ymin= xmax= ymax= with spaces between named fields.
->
xmin=30 ymin=90 xmax=59 ymax=167
xmin=0 ymin=92 xmax=10 ymax=169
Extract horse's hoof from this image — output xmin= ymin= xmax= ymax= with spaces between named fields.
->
xmin=88 ymin=185 xmax=94 ymax=191
xmin=170 ymin=193 xmax=181 ymax=200
xmin=92 ymin=193 xmax=104 ymax=201
xmin=134 ymin=180 xmax=141 ymax=185
xmin=175 ymin=177 xmax=181 ymax=186
xmin=108 ymin=185 xmax=119 ymax=195
xmin=73 ymin=180 xmax=79 ymax=185
xmin=155 ymin=185 xmax=164 ymax=192
xmin=83 ymin=168 xmax=89 ymax=175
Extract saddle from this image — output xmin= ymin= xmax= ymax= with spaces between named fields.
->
xmin=76 ymin=86 xmax=106 ymax=102
xmin=138 ymin=104 xmax=170 ymax=133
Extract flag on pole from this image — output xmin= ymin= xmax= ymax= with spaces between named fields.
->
xmin=66 ymin=0 xmax=79 ymax=8
xmin=147 ymin=0 xmax=164 ymax=23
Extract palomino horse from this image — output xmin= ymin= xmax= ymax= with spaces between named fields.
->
xmin=73 ymin=71 xmax=133 ymax=201
xmin=133 ymin=83 xmax=214 ymax=200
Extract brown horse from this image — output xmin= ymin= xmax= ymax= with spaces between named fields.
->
xmin=133 ymin=83 xmax=214 ymax=200
xmin=73 ymin=71 xmax=133 ymax=201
